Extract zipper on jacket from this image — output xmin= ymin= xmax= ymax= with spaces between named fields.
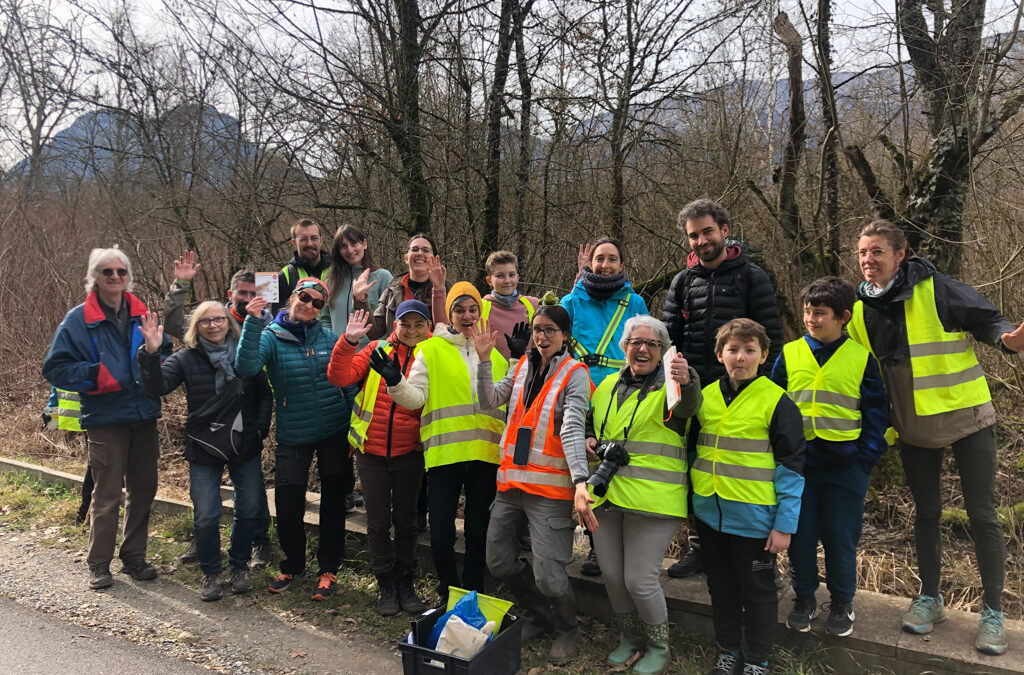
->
xmin=386 ymin=345 xmax=415 ymax=458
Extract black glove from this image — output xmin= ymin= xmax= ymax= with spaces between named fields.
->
xmin=505 ymin=321 xmax=531 ymax=360
xmin=369 ymin=346 xmax=403 ymax=387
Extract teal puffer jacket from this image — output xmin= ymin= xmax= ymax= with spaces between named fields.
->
xmin=235 ymin=314 xmax=349 ymax=445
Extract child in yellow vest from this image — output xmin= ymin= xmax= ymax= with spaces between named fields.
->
xmin=690 ymin=318 xmax=805 ymax=675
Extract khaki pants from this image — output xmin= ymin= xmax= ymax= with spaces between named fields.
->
xmin=85 ymin=421 xmax=159 ymax=569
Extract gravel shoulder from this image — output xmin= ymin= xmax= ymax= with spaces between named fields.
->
xmin=0 ymin=527 xmax=403 ymax=674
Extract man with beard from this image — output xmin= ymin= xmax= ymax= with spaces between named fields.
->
xmin=275 ymin=218 xmax=331 ymax=314
xmin=164 ymin=256 xmax=276 ymax=569
xmin=661 ymin=198 xmax=784 ymax=579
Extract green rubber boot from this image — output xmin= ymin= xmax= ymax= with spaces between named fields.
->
xmin=632 ymin=620 xmax=670 ymax=674
xmin=607 ymin=613 xmax=645 ymax=666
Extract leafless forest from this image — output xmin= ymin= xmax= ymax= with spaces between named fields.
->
xmin=0 ymin=0 xmax=1023 ymax=614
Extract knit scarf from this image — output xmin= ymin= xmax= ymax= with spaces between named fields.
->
xmin=489 ymin=290 xmax=520 ymax=307
xmin=199 ymin=336 xmax=237 ymax=393
xmin=580 ymin=266 xmax=626 ymax=301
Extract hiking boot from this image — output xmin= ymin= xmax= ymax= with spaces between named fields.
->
xmin=180 ymin=539 xmax=198 ymax=564
xmin=708 ymin=651 xmax=743 ymax=675
xmin=89 ymin=565 xmax=113 ymax=590
xmin=548 ymin=592 xmax=580 ymax=664
xmin=607 ymin=612 xmax=645 ymax=666
xmin=667 ymin=547 xmax=702 ymax=579
xmin=312 ymin=572 xmax=337 ymax=601
xmin=742 ymin=662 xmax=770 ymax=675
xmin=250 ymin=542 xmax=271 ymax=570
xmin=230 ymin=569 xmax=253 ymax=594
xmin=376 ymin=573 xmax=400 ymax=616
xmin=201 ymin=574 xmax=223 ymax=601
xmin=825 ymin=600 xmax=855 ymax=637
xmin=901 ymin=594 xmax=945 ymax=635
xmin=633 ymin=620 xmax=670 ymax=674
xmin=975 ymin=605 xmax=1008 ymax=656
xmin=580 ymin=548 xmax=601 ymax=576
xmin=786 ymin=595 xmax=819 ymax=632
xmin=345 ymin=493 xmax=357 ymax=514
xmin=267 ymin=572 xmax=302 ymax=593
xmin=396 ymin=572 xmax=426 ymax=614
xmin=122 ymin=559 xmax=157 ymax=581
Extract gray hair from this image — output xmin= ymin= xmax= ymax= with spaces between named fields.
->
xmin=619 ymin=315 xmax=671 ymax=352
xmin=84 ymin=246 xmax=134 ymax=295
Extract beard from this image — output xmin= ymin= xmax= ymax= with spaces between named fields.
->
xmin=696 ymin=239 xmax=725 ymax=263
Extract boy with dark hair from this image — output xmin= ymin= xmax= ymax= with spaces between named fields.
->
xmin=771 ymin=277 xmax=888 ymax=637
xmin=690 ymin=318 xmax=805 ymax=675
xmin=481 ymin=250 xmax=538 ymax=359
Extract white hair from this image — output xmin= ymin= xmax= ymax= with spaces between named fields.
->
xmin=84 ymin=246 xmax=134 ymax=295
xmin=619 ymin=315 xmax=671 ymax=352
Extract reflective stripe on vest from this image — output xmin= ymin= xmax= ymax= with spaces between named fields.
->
xmin=848 ymin=277 xmax=991 ymax=416
xmin=572 ymin=293 xmax=631 ymax=369
xmin=348 ymin=343 xmax=391 ymax=452
xmin=416 ymin=337 xmax=508 ymax=470
xmin=588 ymin=373 xmax=688 ymax=517
xmin=692 ymin=377 xmax=784 ymax=506
xmin=783 ymin=338 xmax=867 ymax=441
xmin=56 ymin=388 xmax=83 ymax=432
xmin=481 ymin=297 xmax=536 ymax=324
xmin=495 ymin=356 xmax=593 ymax=500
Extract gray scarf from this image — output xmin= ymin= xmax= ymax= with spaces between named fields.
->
xmin=489 ymin=290 xmax=520 ymax=307
xmin=861 ymin=276 xmax=898 ymax=298
xmin=200 ymin=336 xmax=237 ymax=393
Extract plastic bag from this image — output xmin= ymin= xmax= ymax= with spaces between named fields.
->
xmin=427 ymin=590 xmax=489 ymax=649
xmin=434 ymin=615 xmax=495 ymax=659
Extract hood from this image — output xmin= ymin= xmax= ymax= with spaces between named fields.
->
xmin=687 ymin=241 xmax=747 ymax=272
xmin=432 ymin=324 xmax=474 ymax=347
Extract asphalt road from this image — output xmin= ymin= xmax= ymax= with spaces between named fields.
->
xmin=0 ymin=595 xmax=209 ymax=674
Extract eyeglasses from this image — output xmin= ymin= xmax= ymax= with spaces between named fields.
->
xmin=624 ymin=338 xmax=662 ymax=351
xmin=101 ymin=268 xmax=128 ymax=277
xmin=232 ymin=289 xmax=256 ymax=299
xmin=857 ymin=248 xmax=890 ymax=259
xmin=297 ymin=292 xmax=325 ymax=309
xmin=407 ymin=246 xmax=433 ymax=255
xmin=197 ymin=316 xmax=228 ymax=327
xmin=531 ymin=326 xmax=561 ymax=338
xmin=296 ymin=235 xmax=322 ymax=244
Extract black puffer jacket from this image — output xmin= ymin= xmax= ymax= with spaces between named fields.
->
xmin=662 ymin=244 xmax=784 ymax=383
xmin=138 ymin=342 xmax=274 ymax=465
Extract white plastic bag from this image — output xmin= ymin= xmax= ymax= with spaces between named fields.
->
xmin=434 ymin=615 xmax=496 ymax=660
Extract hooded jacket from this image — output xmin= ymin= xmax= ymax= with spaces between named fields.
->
xmin=854 ymin=256 xmax=1015 ymax=447
xmin=326 ymin=332 xmax=423 ymax=457
xmin=43 ymin=291 xmax=170 ymax=429
xmin=662 ymin=243 xmax=783 ymax=383
xmin=320 ymin=264 xmax=393 ymax=347
xmin=234 ymin=311 xmax=349 ymax=445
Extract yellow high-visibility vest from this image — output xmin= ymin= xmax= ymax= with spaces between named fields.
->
xmin=56 ymin=388 xmax=83 ymax=432
xmin=481 ymin=297 xmax=535 ymax=324
xmin=692 ymin=377 xmax=785 ymax=506
xmin=848 ymin=276 xmax=991 ymax=416
xmin=415 ymin=337 xmax=508 ymax=470
xmin=783 ymin=338 xmax=868 ymax=441
xmin=348 ymin=343 xmax=391 ymax=452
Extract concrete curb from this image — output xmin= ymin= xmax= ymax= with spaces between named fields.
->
xmin=2 ymin=457 xmax=1021 ymax=674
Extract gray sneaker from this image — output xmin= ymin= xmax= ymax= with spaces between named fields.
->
xmin=89 ymin=565 xmax=113 ymax=590
xmin=902 ymin=595 xmax=945 ymax=635
xmin=250 ymin=542 xmax=271 ymax=570
xmin=201 ymin=574 xmax=223 ymax=601
xmin=975 ymin=606 xmax=1007 ymax=656
xmin=230 ymin=569 xmax=253 ymax=594
xmin=180 ymin=539 xmax=198 ymax=564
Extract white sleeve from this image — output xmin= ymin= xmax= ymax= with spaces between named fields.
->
xmin=387 ymin=352 xmax=429 ymax=410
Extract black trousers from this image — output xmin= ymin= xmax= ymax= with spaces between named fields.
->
xmin=274 ymin=431 xmax=354 ymax=576
xmin=696 ymin=518 xmax=778 ymax=664
xmin=427 ymin=460 xmax=497 ymax=596
xmin=357 ymin=451 xmax=425 ymax=576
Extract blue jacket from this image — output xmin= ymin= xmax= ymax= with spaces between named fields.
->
xmin=688 ymin=377 xmax=806 ymax=539
xmin=560 ymin=279 xmax=649 ymax=386
xmin=42 ymin=292 xmax=170 ymax=429
xmin=234 ymin=312 xmax=349 ymax=445
xmin=771 ymin=334 xmax=889 ymax=473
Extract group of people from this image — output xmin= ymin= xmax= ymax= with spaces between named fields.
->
xmin=41 ymin=199 xmax=1024 ymax=674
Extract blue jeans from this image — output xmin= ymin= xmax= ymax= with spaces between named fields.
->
xmin=190 ymin=455 xmax=264 ymax=575
xmin=788 ymin=462 xmax=871 ymax=604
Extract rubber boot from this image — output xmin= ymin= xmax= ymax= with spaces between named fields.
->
xmin=548 ymin=591 xmax=580 ymax=664
xmin=504 ymin=564 xmax=554 ymax=643
xmin=607 ymin=612 xmax=645 ymax=666
xmin=632 ymin=620 xmax=670 ymax=674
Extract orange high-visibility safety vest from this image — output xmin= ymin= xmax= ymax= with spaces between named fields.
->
xmin=495 ymin=356 xmax=593 ymax=500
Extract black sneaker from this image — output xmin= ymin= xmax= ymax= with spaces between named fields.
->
xmin=667 ymin=547 xmax=702 ymax=578
xmin=268 ymin=572 xmax=302 ymax=593
xmin=250 ymin=542 xmax=271 ymax=570
xmin=122 ymin=559 xmax=157 ymax=581
xmin=311 ymin=572 xmax=337 ymax=601
xmin=708 ymin=651 xmax=743 ymax=675
xmin=180 ymin=539 xmax=198 ymax=564
xmin=345 ymin=494 xmax=357 ymax=514
xmin=825 ymin=600 xmax=855 ymax=637
xmin=201 ymin=574 xmax=223 ymax=601
xmin=89 ymin=565 xmax=113 ymax=590
xmin=581 ymin=548 xmax=601 ymax=576
xmin=786 ymin=595 xmax=819 ymax=632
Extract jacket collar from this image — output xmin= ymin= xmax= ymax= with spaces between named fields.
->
xmin=83 ymin=291 xmax=148 ymax=324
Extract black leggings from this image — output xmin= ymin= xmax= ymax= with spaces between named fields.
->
xmin=900 ymin=425 xmax=1004 ymax=610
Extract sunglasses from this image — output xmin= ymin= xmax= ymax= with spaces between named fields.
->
xmin=297 ymin=292 xmax=324 ymax=310
xmin=101 ymin=268 xmax=128 ymax=277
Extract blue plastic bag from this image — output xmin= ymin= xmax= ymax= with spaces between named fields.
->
xmin=427 ymin=590 xmax=489 ymax=649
